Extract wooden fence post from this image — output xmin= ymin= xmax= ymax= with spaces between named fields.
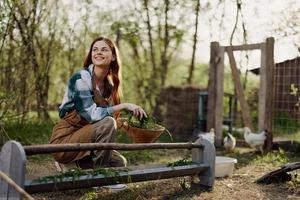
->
xmin=192 ymin=138 xmax=215 ymax=189
xmin=259 ymin=37 xmax=274 ymax=152
xmin=207 ymin=42 xmax=224 ymax=147
xmin=226 ymin=47 xmax=253 ymax=131
xmin=0 ymin=140 xmax=26 ymax=200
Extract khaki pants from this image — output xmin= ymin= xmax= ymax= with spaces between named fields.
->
xmin=91 ymin=116 xmax=127 ymax=167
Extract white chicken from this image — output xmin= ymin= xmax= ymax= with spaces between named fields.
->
xmin=244 ymin=127 xmax=267 ymax=154
xmin=223 ymin=132 xmax=236 ymax=152
xmin=198 ymin=128 xmax=215 ymax=144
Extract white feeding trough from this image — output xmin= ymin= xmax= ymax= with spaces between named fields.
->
xmin=215 ymin=156 xmax=237 ymax=178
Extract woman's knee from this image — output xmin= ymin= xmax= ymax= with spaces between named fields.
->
xmin=92 ymin=116 xmax=117 ymax=142
xmin=93 ymin=116 xmax=117 ymax=132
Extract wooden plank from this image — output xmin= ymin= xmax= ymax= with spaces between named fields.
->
xmin=264 ymin=37 xmax=274 ymax=152
xmin=259 ymin=38 xmax=274 ymax=152
xmin=24 ymin=143 xmax=203 ymax=155
xmin=224 ymin=43 xmax=262 ymax=51
xmin=257 ymin=161 xmax=300 ymax=184
xmin=215 ymin=47 xmax=225 ymax=146
xmin=226 ymin=47 xmax=253 ymax=130
xmin=0 ymin=141 xmax=26 ymax=200
xmin=207 ymin=42 xmax=219 ymax=134
xmin=25 ymin=164 xmax=209 ymax=194
xmin=192 ymin=138 xmax=215 ymax=188
xmin=207 ymin=42 xmax=224 ymax=147
xmin=0 ymin=142 xmax=11 ymax=198
xmin=258 ymin=43 xmax=266 ymax=131
xmin=8 ymin=142 xmax=26 ymax=199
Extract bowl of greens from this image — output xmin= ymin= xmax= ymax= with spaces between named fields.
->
xmin=119 ymin=112 xmax=166 ymax=143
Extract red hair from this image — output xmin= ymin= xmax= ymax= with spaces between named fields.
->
xmin=83 ymin=37 xmax=122 ymax=117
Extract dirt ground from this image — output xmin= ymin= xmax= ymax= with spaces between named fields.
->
xmin=27 ymin=148 xmax=300 ymax=200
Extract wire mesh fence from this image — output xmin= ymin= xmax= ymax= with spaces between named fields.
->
xmin=273 ymin=57 xmax=300 ymax=135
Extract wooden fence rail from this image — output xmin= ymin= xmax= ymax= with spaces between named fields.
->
xmin=24 ymin=143 xmax=203 ymax=155
xmin=25 ymin=164 xmax=209 ymax=194
xmin=0 ymin=138 xmax=215 ymax=199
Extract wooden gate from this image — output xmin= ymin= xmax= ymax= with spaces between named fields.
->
xmin=207 ymin=37 xmax=274 ymax=152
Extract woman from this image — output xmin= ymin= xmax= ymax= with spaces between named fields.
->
xmin=50 ymin=37 xmax=147 ymax=171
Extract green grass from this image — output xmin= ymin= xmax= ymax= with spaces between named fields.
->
xmin=224 ymin=147 xmax=300 ymax=169
xmin=252 ymin=149 xmax=290 ymax=166
xmin=0 ymin=111 xmax=59 ymax=146
xmin=1 ymin=121 xmax=55 ymax=146
xmin=122 ymin=150 xmax=155 ymax=165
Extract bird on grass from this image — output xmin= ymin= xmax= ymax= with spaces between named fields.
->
xmin=244 ymin=127 xmax=267 ymax=154
xmin=198 ymin=128 xmax=215 ymax=144
xmin=223 ymin=132 xmax=236 ymax=152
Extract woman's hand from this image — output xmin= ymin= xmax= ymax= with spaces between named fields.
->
xmin=112 ymin=103 xmax=148 ymax=120
xmin=124 ymin=103 xmax=147 ymax=120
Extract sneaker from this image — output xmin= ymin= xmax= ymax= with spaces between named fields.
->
xmin=54 ymin=161 xmax=78 ymax=173
xmin=101 ymin=184 xmax=127 ymax=192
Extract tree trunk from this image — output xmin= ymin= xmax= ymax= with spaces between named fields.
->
xmin=5 ymin=25 xmax=14 ymax=94
xmin=143 ymin=0 xmax=156 ymax=72
xmin=129 ymin=40 xmax=147 ymax=106
xmin=143 ymin=0 xmax=159 ymax=109
xmin=153 ymin=0 xmax=170 ymax=121
xmin=160 ymin=0 xmax=170 ymax=87
xmin=187 ymin=0 xmax=200 ymax=84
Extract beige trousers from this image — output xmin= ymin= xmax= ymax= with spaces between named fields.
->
xmin=91 ymin=116 xmax=127 ymax=167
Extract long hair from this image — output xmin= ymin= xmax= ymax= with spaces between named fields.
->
xmin=83 ymin=37 xmax=122 ymax=112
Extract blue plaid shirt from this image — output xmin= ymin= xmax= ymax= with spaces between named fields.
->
xmin=59 ymin=64 xmax=114 ymax=123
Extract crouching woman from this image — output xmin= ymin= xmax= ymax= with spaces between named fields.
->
xmin=50 ymin=37 xmax=147 ymax=171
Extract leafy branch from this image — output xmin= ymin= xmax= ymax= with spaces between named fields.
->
xmin=290 ymin=84 xmax=300 ymax=107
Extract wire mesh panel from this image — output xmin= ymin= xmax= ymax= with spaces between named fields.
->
xmin=160 ymin=86 xmax=206 ymax=140
xmin=273 ymin=57 xmax=300 ymax=135
xmin=159 ymin=86 xmax=236 ymax=141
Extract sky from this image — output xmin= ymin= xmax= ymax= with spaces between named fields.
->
xmin=195 ymin=0 xmax=300 ymax=70
xmin=62 ymin=0 xmax=300 ymax=70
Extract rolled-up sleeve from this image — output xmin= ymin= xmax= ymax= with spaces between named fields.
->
xmin=74 ymin=71 xmax=113 ymax=123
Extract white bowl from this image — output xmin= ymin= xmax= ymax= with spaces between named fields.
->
xmin=215 ymin=156 xmax=237 ymax=178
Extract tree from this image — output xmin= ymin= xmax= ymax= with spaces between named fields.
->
xmin=187 ymin=0 xmax=200 ymax=84
xmin=2 ymin=0 xmax=60 ymax=121
xmin=113 ymin=0 xmax=188 ymax=114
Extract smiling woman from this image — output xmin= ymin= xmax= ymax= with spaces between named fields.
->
xmin=49 ymin=37 xmax=147 ymax=172
xmin=91 ymin=41 xmax=115 ymax=67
